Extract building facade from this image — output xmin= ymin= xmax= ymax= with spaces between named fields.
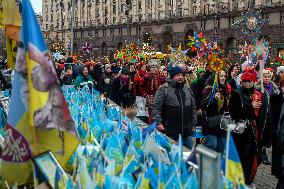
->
xmin=42 ymin=0 xmax=284 ymax=60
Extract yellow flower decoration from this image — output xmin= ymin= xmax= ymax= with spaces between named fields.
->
xmin=208 ymin=54 xmax=224 ymax=72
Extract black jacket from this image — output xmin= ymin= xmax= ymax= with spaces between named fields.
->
xmin=229 ymin=87 xmax=270 ymax=184
xmin=152 ymin=79 xmax=197 ymax=140
xmin=271 ymin=92 xmax=284 ymax=178
xmin=201 ymin=83 xmax=229 ymax=136
xmin=111 ymin=77 xmax=136 ymax=108
xmin=98 ymin=72 xmax=114 ymax=98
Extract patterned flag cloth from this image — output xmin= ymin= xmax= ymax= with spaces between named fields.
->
xmin=0 ymin=0 xmax=78 ymax=187
xmin=224 ymin=133 xmax=246 ymax=187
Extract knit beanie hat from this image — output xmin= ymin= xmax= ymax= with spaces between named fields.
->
xmin=168 ymin=66 xmax=184 ymax=79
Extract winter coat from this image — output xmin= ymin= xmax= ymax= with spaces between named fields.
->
xmin=73 ymin=75 xmax=93 ymax=88
xmin=98 ymin=72 xmax=114 ymax=98
xmin=271 ymin=92 xmax=284 ymax=178
xmin=191 ymin=71 xmax=211 ymax=110
xmin=62 ymin=74 xmax=74 ymax=85
xmin=255 ymin=81 xmax=280 ymax=96
xmin=111 ymin=77 xmax=136 ymax=108
xmin=228 ymin=87 xmax=270 ymax=184
xmin=278 ymin=103 xmax=284 ymax=177
xmin=133 ymin=70 xmax=147 ymax=96
xmin=201 ymin=82 xmax=231 ymax=136
xmin=139 ymin=72 xmax=162 ymax=97
xmin=152 ymin=79 xmax=197 ymax=140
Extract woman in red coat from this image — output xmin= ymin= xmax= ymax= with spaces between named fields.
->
xmin=133 ymin=62 xmax=148 ymax=123
xmin=139 ymin=64 xmax=162 ymax=124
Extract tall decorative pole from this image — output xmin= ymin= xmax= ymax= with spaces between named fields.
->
xmin=70 ymin=0 xmax=75 ymax=56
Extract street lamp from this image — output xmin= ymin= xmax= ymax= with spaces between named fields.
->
xmin=125 ymin=0 xmax=131 ymax=43
xmin=70 ymin=0 xmax=75 ymax=56
xmin=60 ymin=0 xmax=64 ymax=51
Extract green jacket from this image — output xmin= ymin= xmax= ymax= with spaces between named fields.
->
xmin=73 ymin=75 xmax=93 ymax=87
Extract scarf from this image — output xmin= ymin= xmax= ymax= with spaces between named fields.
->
xmin=265 ymin=82 xmax=273 ymax=96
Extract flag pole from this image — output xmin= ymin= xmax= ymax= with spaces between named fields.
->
xmin=70 ymin=0 xmax=74 ymax=56
xmin=259 ymin=59 xmax=264 ymax=93
xmin=225 ymin=125 xmax=233 ymax=179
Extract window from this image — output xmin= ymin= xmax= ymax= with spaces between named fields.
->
xmin=113 ymin=17 xmax=116 ymax=24
xmin=138 ymin=1 xmax=142 ymax=10
xmin=113 ymin=5 xmax=116 ymax=14
xmin=281 ymin=12 xmax=284 ymax=25
xmin=105 ymin=18 xmax=108 ymax=25
xmin=178 ymin=6 xmax=183 ymax=17
xmin=119 ymin=28 xmax=122 ymax=35
xmin=204 ymin=4 xmax=210 ymax=14
xmin=265 ymin=0 xmax=272 ymax=7
xmin=193 ymin=6 xmax=197 ymax=15
xmin=82 ymin=9 xmax=85 ymax=18
xmin=136 ymin=25 xmax=139 ymax=35
xmin=103 ymin=29 xmax=106 ymax=36
xmin=233 ymin=3 xmax=238 ymax=11
xmin=46 ymin=24 xmax=48 ymax=30
xmin=262 ymin=13 xmax=270 ymax=25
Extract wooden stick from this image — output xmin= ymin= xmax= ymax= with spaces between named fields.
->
xmin=259 ymin=60 xmax=264 ymax=93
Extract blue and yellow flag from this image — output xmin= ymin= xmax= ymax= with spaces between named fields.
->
xmin=0 ymin=0 xmax=78 ymax=186
xmin=225 ymin=134 xmax=245 ymax=185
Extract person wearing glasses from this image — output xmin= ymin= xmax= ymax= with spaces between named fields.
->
xmin=229 ymin=67 xmax=270 ymax=186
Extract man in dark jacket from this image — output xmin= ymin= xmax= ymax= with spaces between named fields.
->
xmin=271 ymin=80 xmax=284 ymax=189
xmin=152 ymin=65 xmax=197 ymax=149
xmin=277 ymin=102 xmax=284 ymax=189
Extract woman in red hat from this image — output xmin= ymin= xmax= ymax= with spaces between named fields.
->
xmin=229 ymin=67 xmax=270 ymax=185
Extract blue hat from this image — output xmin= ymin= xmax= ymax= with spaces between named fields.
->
xmin=168 ymin=66 xmax=184 ymax=78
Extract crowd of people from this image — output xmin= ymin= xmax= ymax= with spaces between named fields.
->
xmin=9 ymin=54 xmax=282 ymax=188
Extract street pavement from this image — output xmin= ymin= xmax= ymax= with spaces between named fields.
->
xmin=255 ymin=148 xmax=277 ymax=189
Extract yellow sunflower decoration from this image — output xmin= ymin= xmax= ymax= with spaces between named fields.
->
xmin=208 ymin=54 xmax=224 ymax=72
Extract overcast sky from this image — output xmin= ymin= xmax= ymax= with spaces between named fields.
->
xmin=30 ymin=0 xmax=42 ymax=14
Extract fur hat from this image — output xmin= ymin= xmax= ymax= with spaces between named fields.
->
xmin=263 ymin=69 xmax=272 ymax=76
xmin=105 ymin=64 xmax=111 ymax=70
xmin=241 ymin=67 xmax=258 ymax=82
xmin=277 ymin=66 xmax=284 ymax=75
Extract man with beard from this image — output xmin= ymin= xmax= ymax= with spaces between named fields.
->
xmin=152 ymin=65 xmax=197 ymax=149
